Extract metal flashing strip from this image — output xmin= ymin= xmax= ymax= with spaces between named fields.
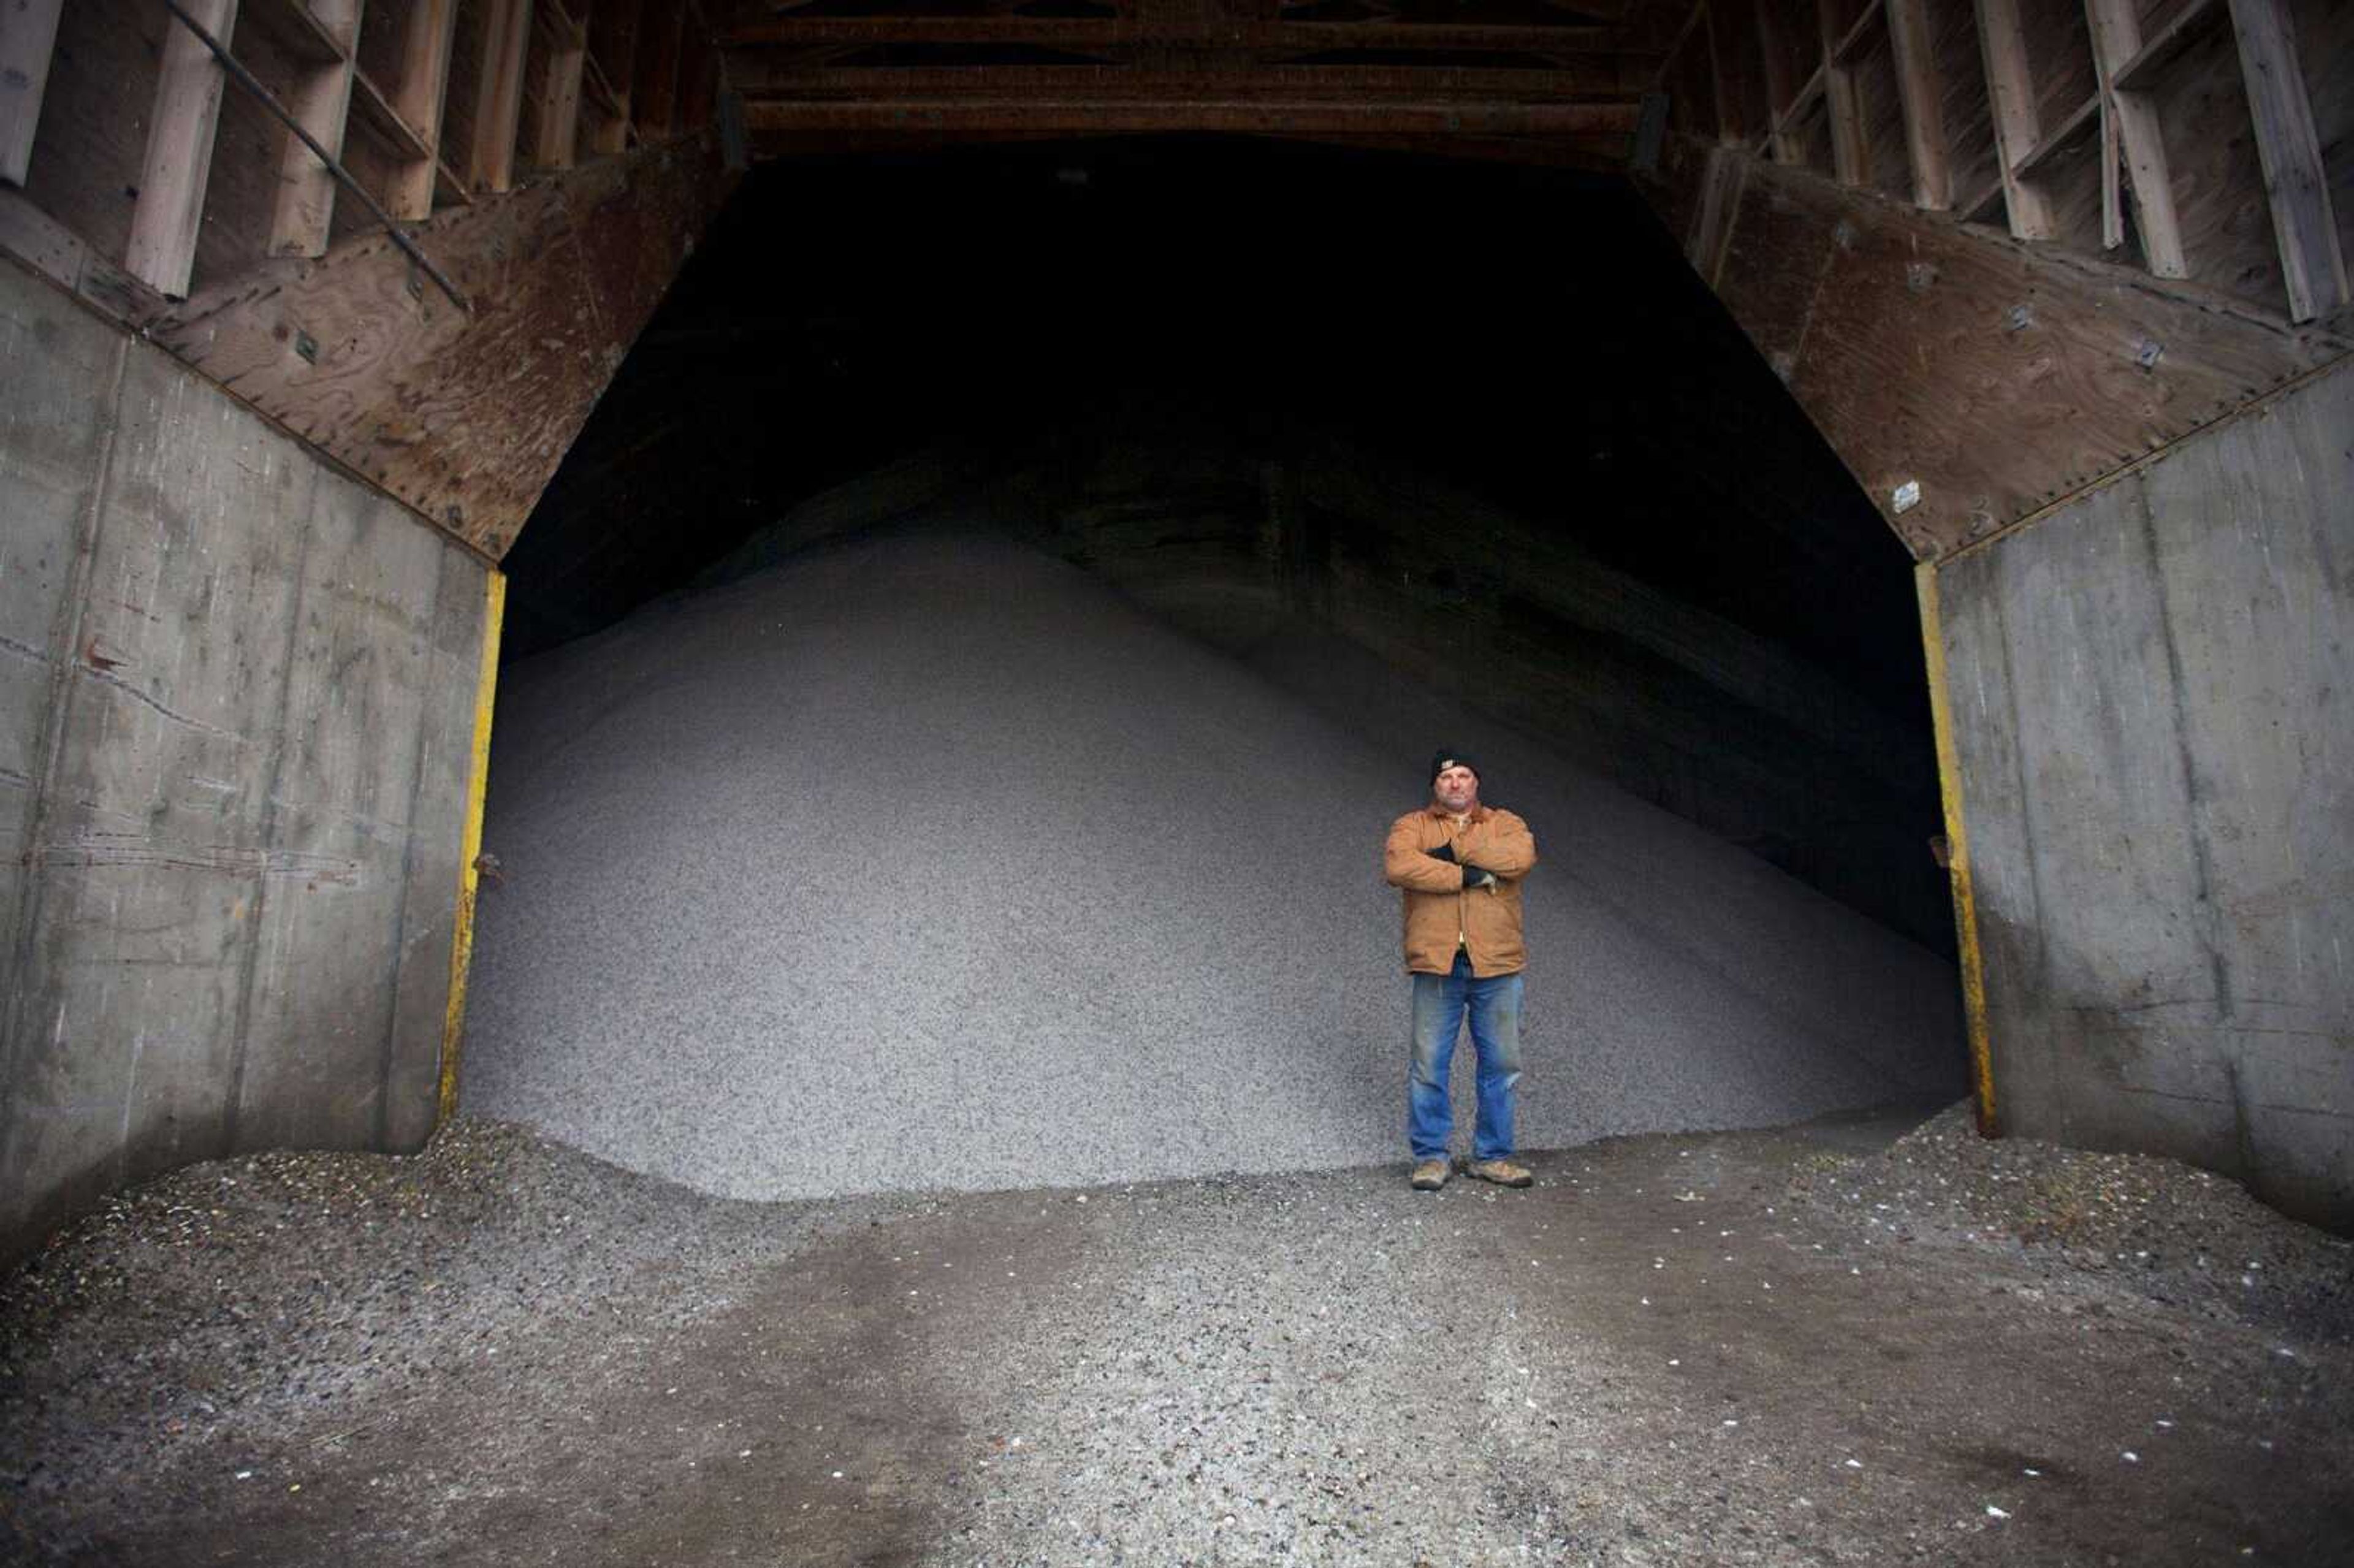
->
xmin=1916 ymin=561 xmax=1997 ymax=1137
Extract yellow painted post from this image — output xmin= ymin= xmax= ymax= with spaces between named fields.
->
xmin=1915 ymin=561 xmax=1997 ymax=1136
xmin=438 ymin=569 xmax=508 ymax=1130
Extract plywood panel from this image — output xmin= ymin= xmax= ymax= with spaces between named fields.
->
xmin=152 ymin=136 xmax=738 ymax=559
xmin=1639 ymin=134 xmax=2352 ymax=559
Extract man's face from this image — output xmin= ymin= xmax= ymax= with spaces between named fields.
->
xmin=1432 ymin=764 xmax=1479 ymax=814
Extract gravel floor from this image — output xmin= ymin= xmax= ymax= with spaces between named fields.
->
xmin=5 ymin=1103 xmax=2348 ymax=1566
xmin=463 ymin=526 xmax=1962 ymax=1204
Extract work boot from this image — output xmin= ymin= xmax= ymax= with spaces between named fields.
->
xmin=1467 ymin=1158 xmax=1533 ymax=1188
xmin=1409 ymin=1158 xmax=1450 ymax=1192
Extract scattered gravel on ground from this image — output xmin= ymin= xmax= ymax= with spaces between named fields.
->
xmin=6 ymin=1108 xmax=2350 ymax=1567
xmin=1788 ymin=1100 xmax=2354 ymax=1345
xmin=0 ymin=1119 xmax=858 ymax=1548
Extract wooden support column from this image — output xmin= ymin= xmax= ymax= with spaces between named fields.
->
xmin=633 ymin=3 xmax=687 ymax=142
xmin=1972 ymin=0 xmax=2054 ymax=238
xmin=1883 ymin=0 xmax=1950 ymax=209
xmin=1818 ymin=3 xmax=1870 ymax=186
xmin=0 ymin=0 xmax=65 ymax=187
xmin=590 ymin=0 xmax=643 ymax=154
xmin=388 ymin=0 xmax=460 ymax=219
xmin=1703 ymin=2 xmax=1747 ymax=143
xmin=468 ymin=0 xmax=533 ymax=193
xmin=535 ymin=7 xmax=588 ymax=170
xmin=265 ymin=0 xmax=363 ymax=258
xmin=1753 ymin=0 xmax=1805 ymax=162
xmin=128 ymin=0 xmax=242 ymax=298
xmin=2081 ymin=0 xmax=2187 ymax=276
xmin=2225 ymin=0 xmax=2348 ymax=322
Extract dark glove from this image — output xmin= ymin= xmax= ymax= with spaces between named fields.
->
xmin=1463 ymin=863 xmax=1499 ymax=889
xmin=1423 ymin=841 xmax=1456 ymax=864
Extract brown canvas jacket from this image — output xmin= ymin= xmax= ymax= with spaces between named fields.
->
xmin=1382 ymin=802 xmax=1538 ymax=976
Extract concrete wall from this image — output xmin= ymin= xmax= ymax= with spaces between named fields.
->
xmin=1938 ymin=359 xmax=2353 ymax=1229
xmin=0 ymin=257 xmax=489 ymax=1259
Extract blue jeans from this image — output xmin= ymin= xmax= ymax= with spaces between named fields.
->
xmin=1407 ymin=950 xmax=1525 ymax=1162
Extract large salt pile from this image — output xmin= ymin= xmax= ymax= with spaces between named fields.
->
xmin=465 ymin=528 xmax=1962 ymax=1200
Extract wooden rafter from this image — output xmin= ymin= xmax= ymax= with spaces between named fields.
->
xmin=726 ymin=16 xmax=1629 ymax=55
xmin=468 ymin=0 xmax=534 ymax=194
xmin=128 ymin=0 xmax=242 ymax=298
xmin=2082 ymin=0 xmax=2186 ymax=278
xmin=1881 ymin=0 xmax=1946 ymax=210
xmin=1816 ymin=2 xmax=1870 ymax=187
xmin=388 ymin=0 xmax=461 ymax=219
xmin=634 ymin=4 xmax=688 ymax=142
xmin=1971 ymin=0 xmax=2053 ymax=240
xmin=2226 ymin=0 xmax=2348 ymax=322
xmin=264 ymin=0 xmax=362 ymax=258
xmin=536 ymin=6 xmax=591 ymax=170
xmin=0 ymin=0 xmax=65 ymax=187
xmin=590 ymin=0 xmax=644 ymax=154
xmin=739 ymin=92 xmax=1640 ymax=138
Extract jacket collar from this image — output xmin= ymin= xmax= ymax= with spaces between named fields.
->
xmin=1426 ymin=802 xmax=1491 ymax=823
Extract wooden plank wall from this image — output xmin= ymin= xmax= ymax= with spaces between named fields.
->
xmin=1658 ymin=0 xmax=2352 ymax=325
xmin=0 ymin=0 xmax=734 ymax=559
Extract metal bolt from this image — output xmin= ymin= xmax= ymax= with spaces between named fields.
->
xmin=2006 ymin=303 xmax=2034 ymax=332
xmin=293 ymin=330 xmax=318 ymax=365
xmin=1905 ymin=262 xmax=1937 ymax=293
xmin=2134 ymin=338 xmax=2164 ymax=368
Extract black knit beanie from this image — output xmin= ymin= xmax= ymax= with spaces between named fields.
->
xmin=1430 ymin=750 xmax=1480 ymax=784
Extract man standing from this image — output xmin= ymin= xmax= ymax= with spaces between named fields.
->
xmin=1382 ymin=752 xmax=1539 ymax=1191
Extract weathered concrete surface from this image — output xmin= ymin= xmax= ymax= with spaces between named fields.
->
xmin=1938 ymin=360 xmax=2354 ymax=1228
xmin=0 ymin=255 xmax=489 ymax=1261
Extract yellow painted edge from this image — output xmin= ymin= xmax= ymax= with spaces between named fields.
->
xmin=1916 ymin=561 xmax=1997 ymax=1138
xmin=437 ymin=569 xmax=508 ymax=1132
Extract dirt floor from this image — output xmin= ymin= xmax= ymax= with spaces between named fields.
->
xmin=4 ymin=1102 xmax=2349 ymax=1567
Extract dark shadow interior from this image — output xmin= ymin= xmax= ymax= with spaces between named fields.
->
xmin=500 ymin=137 xmax=1952 ymax=955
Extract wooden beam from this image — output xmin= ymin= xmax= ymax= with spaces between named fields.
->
xmin=1704 ymin=0 xmax=1763 ymax=143
xmin=2081 ymin=0 xmax=2187 ymax=278
xmin=2010 ymin=90 xmax=2096 ymax=181
xmin=2112 ymin=0 xmax=2219 ymax=92
xmin=1751 ymin=0 xmax=1801 ymax=160
xmin=387 ymin=0 xmax=460 ymax=219
xmin=351 ymin=66 xmax=432 ymax=161
xmin=1830 ymin=0 xmax=1884 ymax=64
xmin=2225 ymin=0 xmax=2348 ymax=322
xmin=589 ymin=0 xmax=642 ymax=154
xmin=725 ymin=16 xmax=1629 ymax=55
xmin=243 ymin=0 xmax=347 ymax=63
xmin=535 ymin=10 xmax=588 ymax=169
xmin=1818 ymin=2 xmax=1871 ymax=186
xmin=1762 ymin=61 xmax=1826 ymax=162
xmin=127 ymin=0 xmax=242 ymax=299
xmin=633 ymin=3 xmax=686 ymax=141
xmin=265 ymin=0 xmax=361 ymax=259
xmin=468 ymin=0 xmax=533 ymax=193
xmin=740 ymin=94 xmax=1643 ymax=139
xmin=1882 ymin=0 xmax=1949 ymax=208
xmin=1971 ymin=0 xmax=2054 ymax=238
xmin=0 ymin=0 xmax=66 ymax=187
xmin=741 ymin=66 xmax=1648 ymax=102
